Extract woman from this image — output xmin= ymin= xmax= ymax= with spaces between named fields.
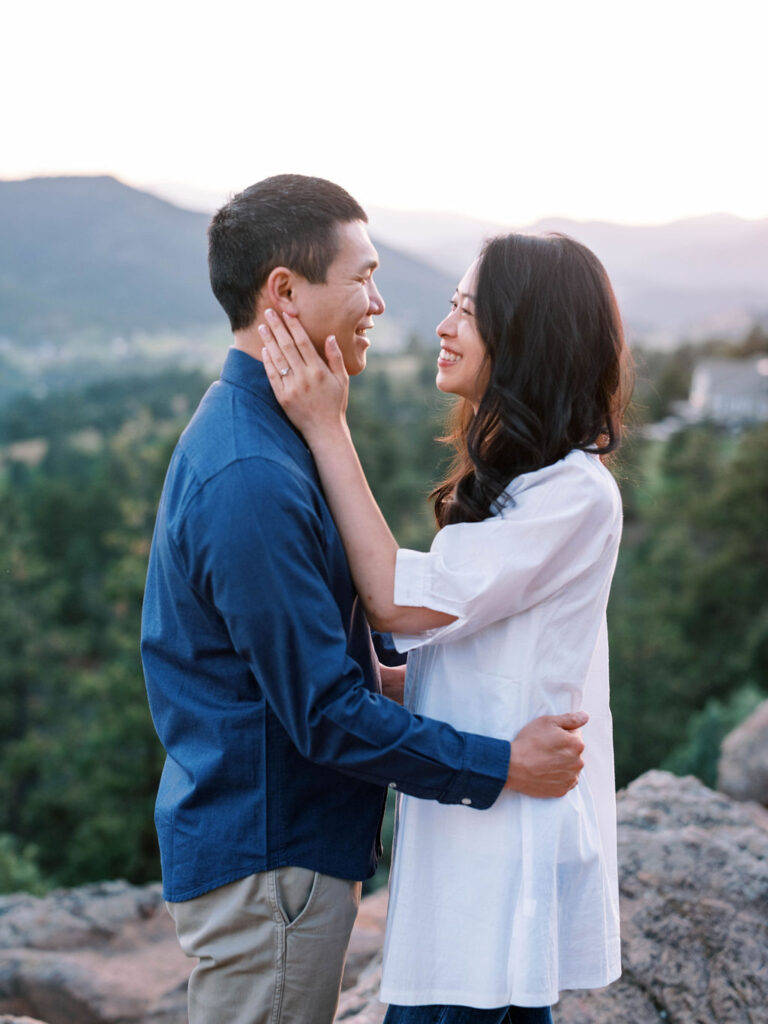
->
xmin=260 ymin=233 xmax=633 ymax=1024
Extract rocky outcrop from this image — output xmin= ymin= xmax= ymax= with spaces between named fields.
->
xmin=0 ymin=1017 xmax=50 ymax=1024
xmin=0 ymin=881 xmax=188 ymax=1024
xmin=1 ymin=772 xmax=767 ymax=1024
xmin=0 ymin=879 xmax=387 ymax=1024
xmin=718 ymin=698 xmax=768 ymax=805
xmin=556 ymin=771 xmax=768 ymax=1023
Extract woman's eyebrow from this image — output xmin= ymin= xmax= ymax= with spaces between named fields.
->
xmin=456 ymin=289 xmax=476 ymax=302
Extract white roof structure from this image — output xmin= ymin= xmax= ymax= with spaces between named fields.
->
xmin=688 ymin=357 xmax=768 ymax=424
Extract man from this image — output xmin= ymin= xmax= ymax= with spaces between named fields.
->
xmin=141 ymin=174 xmax=587 ymax=1024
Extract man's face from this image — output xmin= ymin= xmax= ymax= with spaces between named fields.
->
xmin=291 ymin=220 xmax=385 ymax=376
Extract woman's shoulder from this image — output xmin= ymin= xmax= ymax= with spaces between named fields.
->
xmin=499 ymin=449 xmax=621 ymax=519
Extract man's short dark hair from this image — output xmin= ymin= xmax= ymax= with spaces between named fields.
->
xmin=208 ymin=174 xmax=367 ymax=332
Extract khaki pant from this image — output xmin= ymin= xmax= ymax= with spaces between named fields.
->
xmin=167 ymin=867 xmax=361 ymax=1024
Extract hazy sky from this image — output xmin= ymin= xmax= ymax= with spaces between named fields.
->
xmin=4 ymin=0 xmax=766 ymax=225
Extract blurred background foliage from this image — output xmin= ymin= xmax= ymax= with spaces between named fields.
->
xmin=1 ymin=331 xmax=767 ymax=893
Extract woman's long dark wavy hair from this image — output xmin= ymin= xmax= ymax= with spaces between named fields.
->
xmin=431 ymin=233 xmax=634 ymax=528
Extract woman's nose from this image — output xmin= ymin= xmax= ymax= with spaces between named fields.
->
xmin=436 ymin=312 xmax=455 ymax=338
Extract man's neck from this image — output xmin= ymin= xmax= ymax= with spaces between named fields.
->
xmin=232 ymin=321 xmax=264 ymax=361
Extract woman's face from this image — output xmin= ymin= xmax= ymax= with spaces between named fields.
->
xmin=435 ymin=260 xmax=489 ymax=410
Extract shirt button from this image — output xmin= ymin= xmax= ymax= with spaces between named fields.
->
xmin=461 ymin=797 xmax=472 ymax=806
xmin=388 ymin=782 xmax=398 ymax=790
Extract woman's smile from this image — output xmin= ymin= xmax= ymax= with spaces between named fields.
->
xmin=437 ymin=345 xmax=462 ymax=366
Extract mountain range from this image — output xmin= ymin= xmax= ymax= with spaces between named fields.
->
xmin=365 ymin=207 xmax=768 ymax=346
xmin=1 ymin=175 xmax=767 ymax=352
xmin=0 ymin=176 xmax=453 ymax=349
xmin=147 ymin=180 xmax=768 ymax=345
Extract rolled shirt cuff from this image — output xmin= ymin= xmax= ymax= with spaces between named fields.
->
xmin=393 ymin=548 xmax=463 ymax=653
xmin=393 ymin=547 xmax=434 ymax=608
xmin=439 ymin=732 xmax=510 ymax=810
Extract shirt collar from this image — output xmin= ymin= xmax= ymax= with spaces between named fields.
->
xmin=220 ymin=346 xmax=281 ymax=414
xmin=219 ymin=346 xmax=309 ymax=449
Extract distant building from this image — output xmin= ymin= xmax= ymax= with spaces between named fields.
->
xmin=643 ymin=356 xmax=768 ymax=441
xmin=688 ymin=358 xmax=768 ymax=425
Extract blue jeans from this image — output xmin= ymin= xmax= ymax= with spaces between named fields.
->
xmin=383 ymin=1005 xmax=553 ymax=1024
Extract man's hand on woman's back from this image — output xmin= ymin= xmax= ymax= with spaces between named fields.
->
xmin=505 ymin=712 xmax=588 ymax=797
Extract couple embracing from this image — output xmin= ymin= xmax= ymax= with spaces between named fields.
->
xmin=141 ymin=173 xmax=632 ymax=1024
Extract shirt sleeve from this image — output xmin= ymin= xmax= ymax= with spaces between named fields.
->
xmin=393 ymin=459 xmax=622 ymax=652
xmin=177 ymin=456 xmax=509 ymax=809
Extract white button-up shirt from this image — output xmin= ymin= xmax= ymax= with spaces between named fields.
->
xmin=380 ymin=450 xmax=622 ymax=1009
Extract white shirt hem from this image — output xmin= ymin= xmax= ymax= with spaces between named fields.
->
xmin=379 ymin=965 xmax=622 ymax=1008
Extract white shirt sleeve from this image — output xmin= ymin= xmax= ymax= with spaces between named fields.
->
xmin=393 ymin=455 xmax=621 ymax=652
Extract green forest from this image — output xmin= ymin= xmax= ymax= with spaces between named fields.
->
xmin=1 ymin=333 xmax=767 ymax=895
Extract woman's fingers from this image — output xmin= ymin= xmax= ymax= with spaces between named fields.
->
xmin=278 ymin=311 xmax=325 ymax=367
xmin=261 ymin=344 xmax=286 ymax=391
xmin=258 ymin=310 xmax=302 ymax=373
xmin=261 ymin=319 xmax=349 ymax=432
xmin=265 ymin=308 xmax=303 ymax=368
xmin=261 ymin=308 xmax=324 ymax=369
xmin=258 ymin=309 xmax=340 ymax=386
xmin=258 ymin=330 xmax=292 ymax=381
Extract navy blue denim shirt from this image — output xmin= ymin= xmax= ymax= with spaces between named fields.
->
xmin=141 ymin=349 xmax=510 ymax=901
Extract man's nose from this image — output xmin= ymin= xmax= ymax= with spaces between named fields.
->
xmin=369 ymin=281 xmax=385 ymax=315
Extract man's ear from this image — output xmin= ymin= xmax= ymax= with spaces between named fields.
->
xmin=264 ymin=267 xmax=300 ymax=314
